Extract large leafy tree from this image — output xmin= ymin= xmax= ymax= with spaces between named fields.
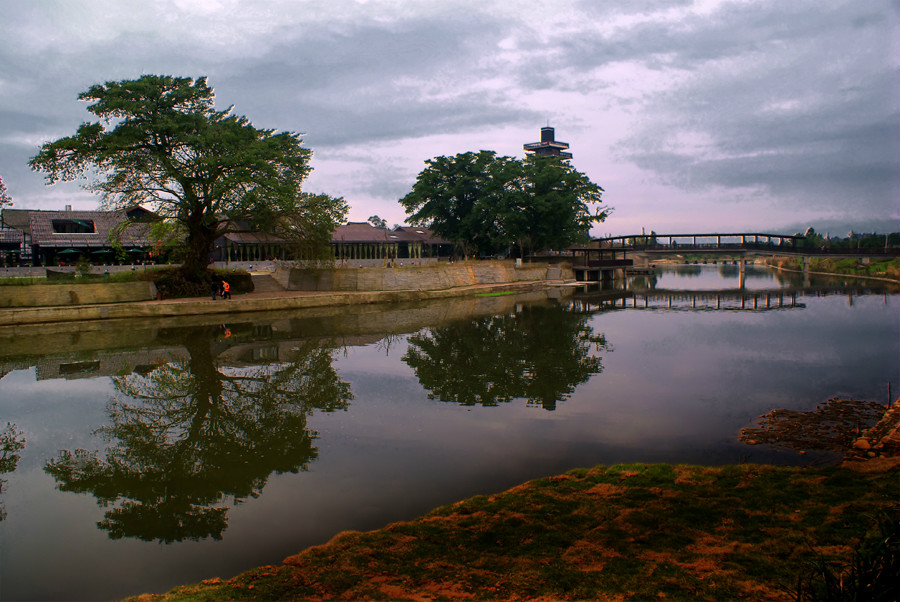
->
xmin=400 ymin=151 xmax=522 ymax=257
xmin=29 ymin=75 xmax=347 ymax=275
xmin=512 ymin=155 xmax=607 ymax=257
xmin=400 ymin=151 xmax=607 ymax=258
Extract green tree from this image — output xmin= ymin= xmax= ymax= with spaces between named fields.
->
xmin=509 ymin=155 xmax=607 ymax=257
xmin=30 ymin=75 xmax=347 ymax=276
xmin=400 ymin=151 xmax=606 ymax=258
xmin=368 ymin=215 xmax=388 ymax=230
xmin=400 ymin=151 xmax=522 ymax=257
xmin=800 ymin=227 xmax=825 ymax=249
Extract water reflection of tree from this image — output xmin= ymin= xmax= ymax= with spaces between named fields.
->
xmin=403 ymin=305 xmax=608 ymax=410
xmin=44 ymin=329 xmax=352 ymax=543
xmin=0 ymin=422 xmax=25 ymax=521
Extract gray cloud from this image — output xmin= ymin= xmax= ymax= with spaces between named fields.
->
xmin=0 ymin=0 xmax=896 ymax=232
xmin=602 ymin=1 xmax=899 ymax=222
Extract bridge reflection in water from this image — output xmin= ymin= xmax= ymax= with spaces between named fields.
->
xmin=568 ymin=285 xmax=885 ymax=313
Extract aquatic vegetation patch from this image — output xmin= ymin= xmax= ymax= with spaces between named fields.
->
xmin=741 ymin=398 xmax=887 ymax=453
xmin=473 ymin=290 xmax=517 ymax=297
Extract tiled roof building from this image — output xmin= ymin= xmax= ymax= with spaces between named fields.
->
xmin=1 ymin=206 xmax=159 ymax=265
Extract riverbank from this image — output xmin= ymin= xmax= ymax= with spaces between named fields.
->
xmin=763 ymin=256 xmax=900 ymax=283
xmin=0 ymin=260 xmax=573 ymax=326
xmin=125 ymin=459 xmax=898 ymax=602
xmin=119 ymin=400 xmax=900 ymax=602
xmin=0 ymin=279 xmax=569 ymax=327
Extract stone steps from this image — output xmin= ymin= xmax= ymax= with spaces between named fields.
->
xmin=250 ymin=274 xmax=285 ymax=293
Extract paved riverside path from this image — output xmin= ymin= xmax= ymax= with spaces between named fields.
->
xmin=0 ymin=278 xmax=566 ymax=327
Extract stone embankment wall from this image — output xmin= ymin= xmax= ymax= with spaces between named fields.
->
xmin=0 ymin=281 xmax=158 ymax=308
xmin=277 ymin=261 xmax=570 ymax=292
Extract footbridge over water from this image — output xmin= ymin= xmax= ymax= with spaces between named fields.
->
xmin=571 ymin=232 xmax=803 ymax=282
xmin=599 ymin=232 xmax=805 ymax=254
xmin=571 ymin=232 xmax=899 ymax=282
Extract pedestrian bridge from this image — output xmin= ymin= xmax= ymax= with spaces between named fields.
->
xmin=598 ymin=232 xmax=804 ymax=252
xmin=569 ymin=232 xmax=899 ymax=282
xmin=594 ymin=232 xmax=899 ymax=256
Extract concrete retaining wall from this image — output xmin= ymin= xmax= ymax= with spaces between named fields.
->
xmin=0 ymin=264 xmax=173 ymax=279
xmin=279 ymin=260 xmax=572 ymax=292
xmin=0 ymin=281 xmax=158 ymax=308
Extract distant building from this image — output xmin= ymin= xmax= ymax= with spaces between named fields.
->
xmin=3 ymin=204 xmax=454 ymax=266
xmin=1 ymin=205 xmax=160 ymax=266
xmin=392 ymin=226 xmax=455 ymax=258
xmin=523 ymin=126 xmax=572 ymax=160
xmin=209 ymin=221 xmax=454 ymax=263
xmin=331 ymin=223 xmax=452 ymax=261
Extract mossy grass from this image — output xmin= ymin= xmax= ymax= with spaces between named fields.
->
xmin=123 ymin=463 xmax=899 ymax=602
xmin=473 ymin=290 xmax=518 ymax=297
xmin=768 ymin=256 xmax=900 ymax=280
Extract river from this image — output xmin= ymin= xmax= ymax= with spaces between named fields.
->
xmin=0 ymin=264 xmax=897 ymax=601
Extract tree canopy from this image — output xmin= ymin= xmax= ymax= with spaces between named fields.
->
xmin=399 ymin=151 xmax=607 ymax=257
xmin=367 ymin=215 xmax=388 ymax=230
xmin=29 ymin=75 xmax=347 ymax=275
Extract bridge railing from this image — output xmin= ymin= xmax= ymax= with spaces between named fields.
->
xmin=593 ymin=233 xmax=900 ymax=256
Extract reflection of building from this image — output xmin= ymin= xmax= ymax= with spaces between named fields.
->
xmin=524 ymin=126 xmax=572 ymax=160
xmin=216 ymin=334 xmax=384 ymax=366
xmin=33 ymin=347 xmax=189 ymax=381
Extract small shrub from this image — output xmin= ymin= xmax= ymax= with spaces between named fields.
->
xmin=139 ymin=267 xmax=253 ymax=299
xmin=787 ymin=511 xmax=899 ymax=601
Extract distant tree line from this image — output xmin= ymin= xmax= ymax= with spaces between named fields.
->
xmin=799 ymin=227 xmax=899 ymax=250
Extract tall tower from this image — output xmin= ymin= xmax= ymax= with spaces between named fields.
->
xmin=523 ymin=126 xmax=572 ymax=160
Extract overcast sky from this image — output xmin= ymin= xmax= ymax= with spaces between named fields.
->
xmin=1 ymin=0 xmax=897 ymax=237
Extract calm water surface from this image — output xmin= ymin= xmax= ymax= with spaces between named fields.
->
xmin=0 ymin=264 xmax=897 ymax=601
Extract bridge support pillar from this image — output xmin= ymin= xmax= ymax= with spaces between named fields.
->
xmin=802 ymin=256 xmax=811 ymax=287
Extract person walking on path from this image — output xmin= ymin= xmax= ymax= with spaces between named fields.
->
xmin=222 ymin=280 xmax=231 ymax=299
xmin=210 ymin=280 xmax=219 ymax=300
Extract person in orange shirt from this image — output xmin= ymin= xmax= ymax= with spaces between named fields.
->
xmin=221 ymin=280 xmax=231 ymax=299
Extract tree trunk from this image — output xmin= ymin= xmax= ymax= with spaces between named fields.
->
xmin=181 ymin=225 xmax=217 ymax=279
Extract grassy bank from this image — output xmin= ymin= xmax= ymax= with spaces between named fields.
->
xmin=765 ymin=256 xmax=900 ymax=281
xmin=125 ymin=462 xmax=898 ymax=602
